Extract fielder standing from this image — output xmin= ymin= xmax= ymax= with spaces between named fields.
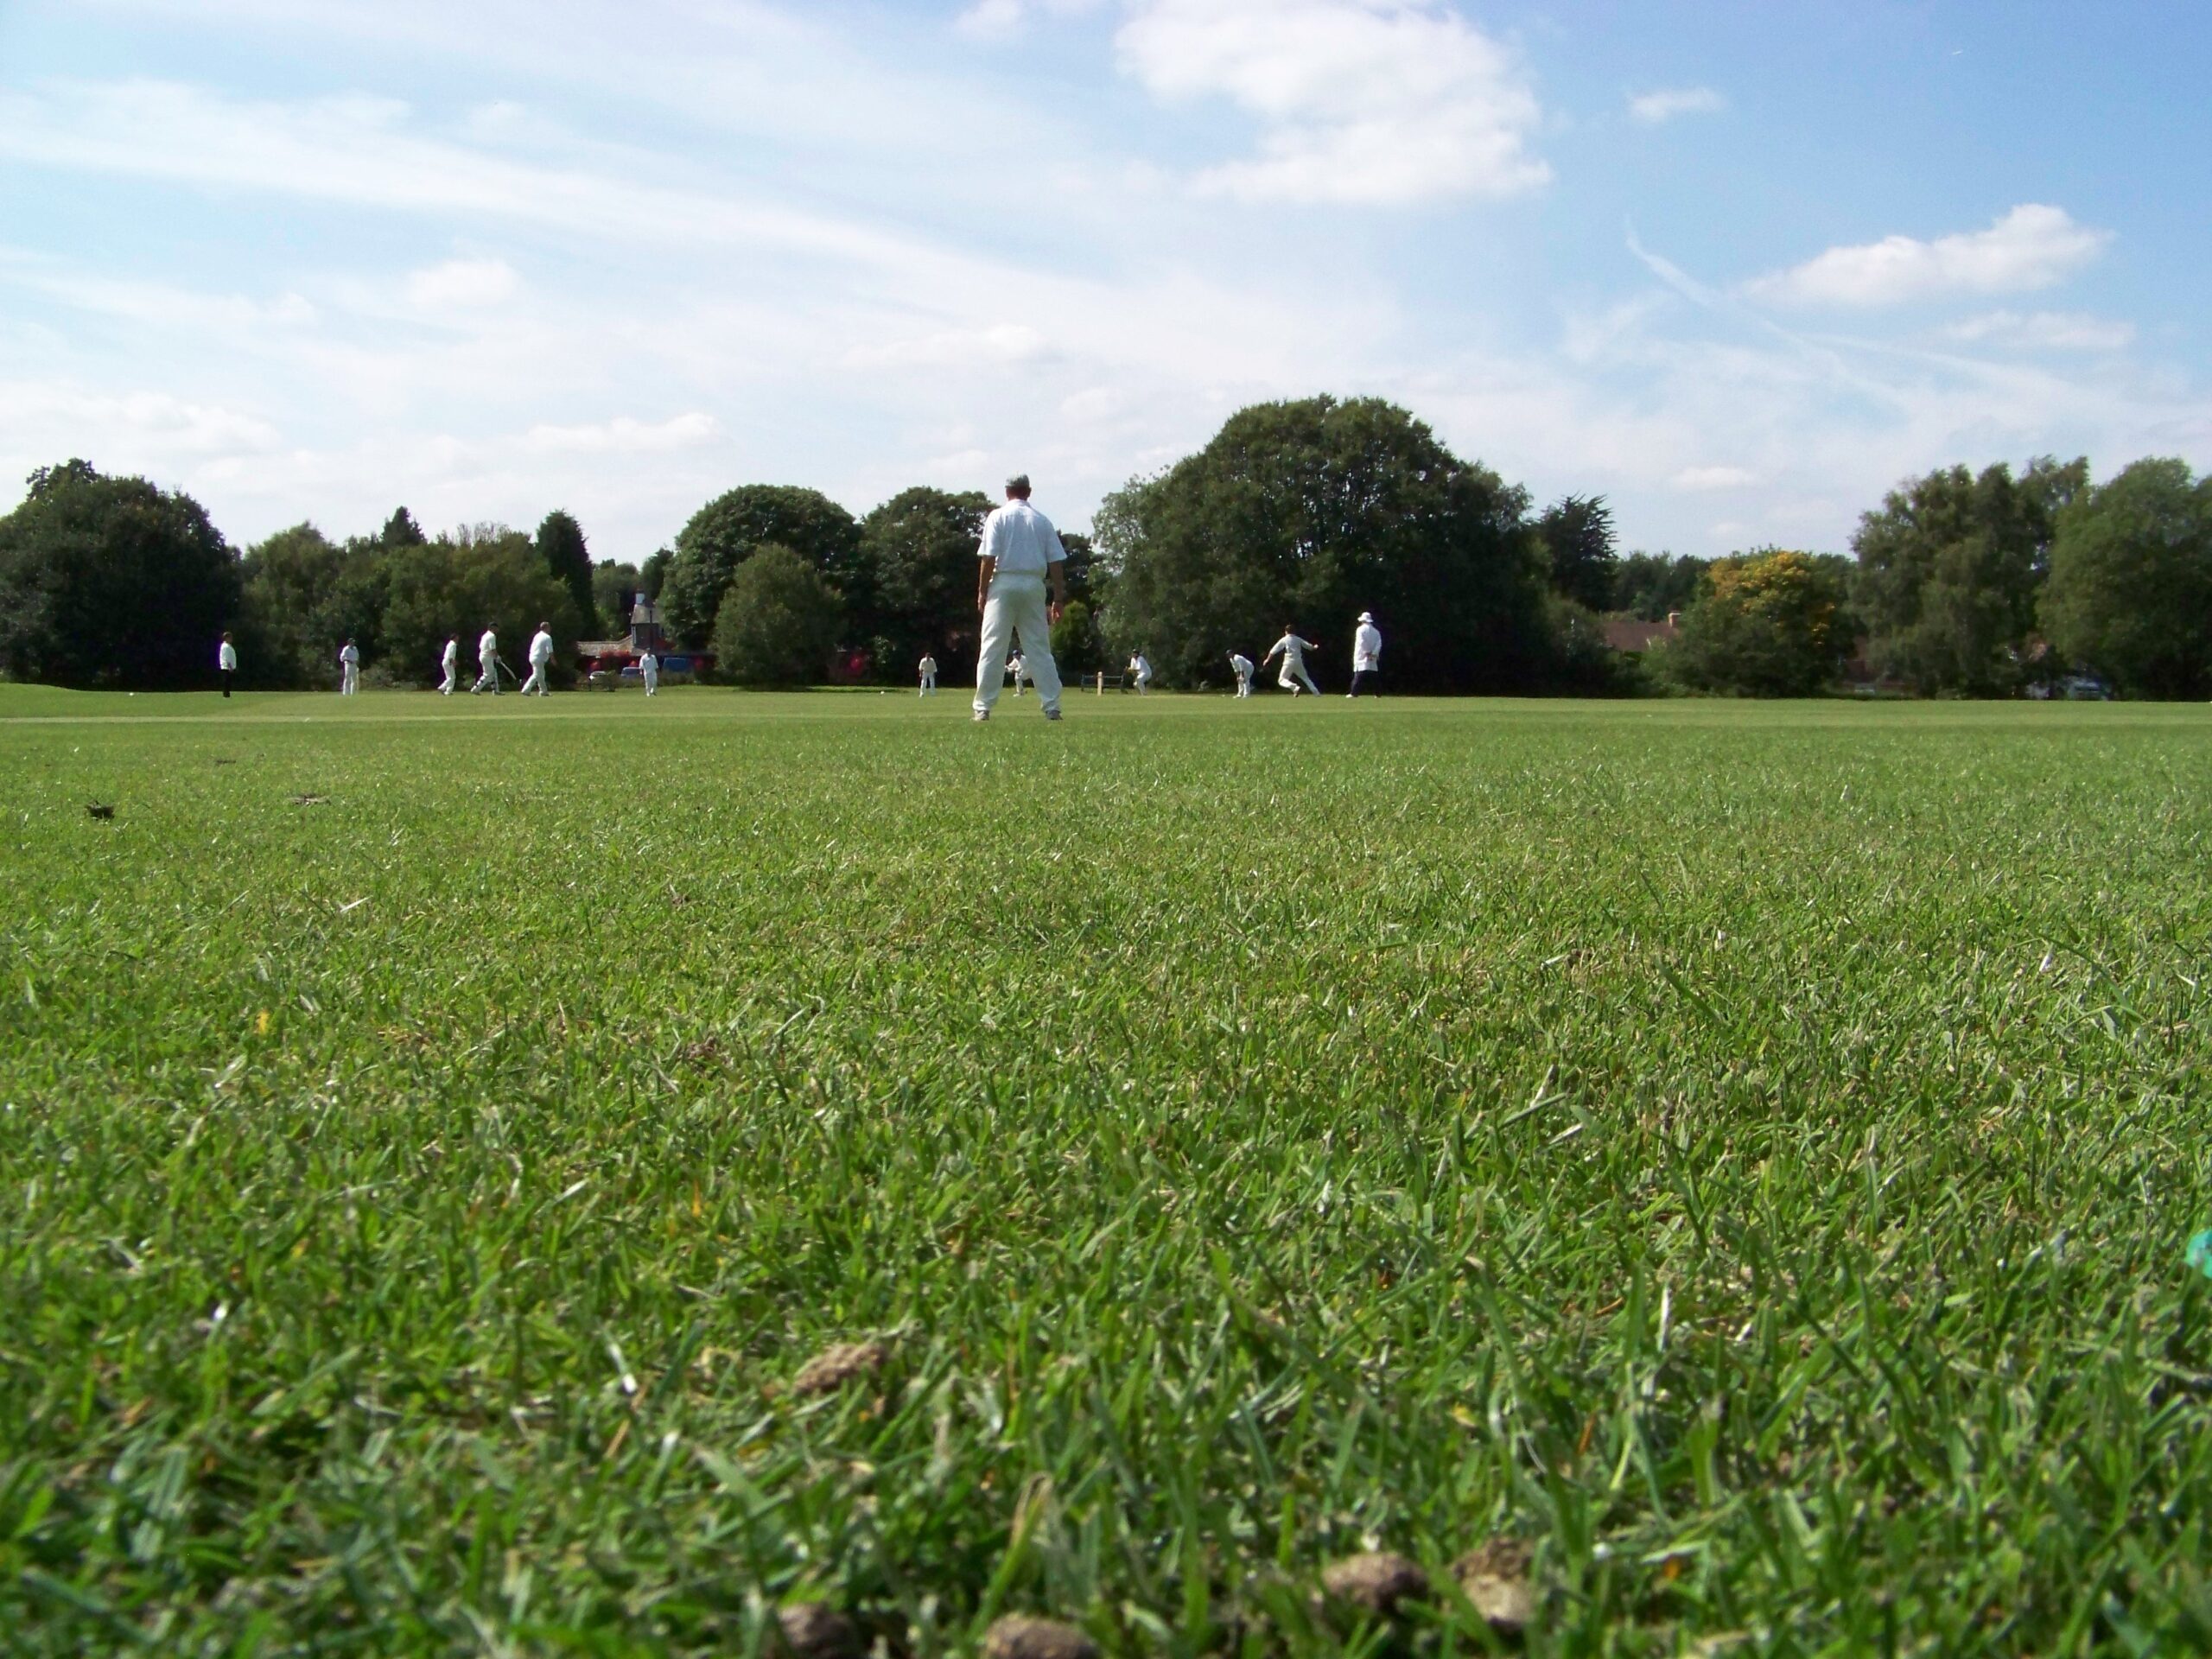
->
xmin=474 ymin=626 xmax=501 ymax=695
xmin=1008 ymin=649 xmax=1026 ymax=697
xmin=918 ymin=652 xmax=937 ymax=696
xmin=640 ymin=649 xmax=659 ymax=696
xmin=1228 ymin=651 xmax=1253 ymax=698
xmin=219 ymin=632 xmax=238 ymax=698
xmin=1263 ymin=626 xmax=1320 ymax=696
xmin=338 ymin=638 xmax=360 ymax=696
xmin=1348 ymin=612 xmax=1382 ymax=698
xmin=972 ymin=474 xmax=1066 ymax=723
xmin=521 ymin=622 xmax=554 ymax=696
xmin=440 ymin=636 xmax=460 ymax=696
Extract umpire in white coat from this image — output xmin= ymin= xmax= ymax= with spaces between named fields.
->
xmin=972 ymin=475 xmax=1067 ymax=721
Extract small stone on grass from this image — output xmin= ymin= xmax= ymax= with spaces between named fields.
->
xmin=775 ymin=1602 xmax=861 ymax=1659
xmin=790 ymin=1338 xmax=888 ymax=1398
xmin=1321 ymin=1551 xmax=1428 ymax=1615
xmin=1453 ymin=1539 xmax=1534 ymax=1634
xmin=981 ymin=1615 xmax=1098 ymax=1659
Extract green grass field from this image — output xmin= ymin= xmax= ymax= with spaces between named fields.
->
xmin=3 ymin=684 xmax=2211 ymax=1656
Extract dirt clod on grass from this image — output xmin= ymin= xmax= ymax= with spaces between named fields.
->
xmin=775 ymin=1602 xmax=861 ymax=1659
xmin=1321 ymin=1551 xmax=1428 ymax=1614
xmin=86 ymin=803 xmax=114 ymax=820
xmin=1454 ymin=1539 xmax=1534 ymax=1634
xmin=789 ymin=1338 xmax=888 ymax=1398
xmin=981 ymin=1614 xmax=1097 ymax=1659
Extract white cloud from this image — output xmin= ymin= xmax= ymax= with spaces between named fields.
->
xmin=955 ymin=0 xmax=1103 ymax=38
xmin=404 ymin=257 xmax=519 ymax=309
xmin=841 ymin=323 xmax=1052 ymax=371
xmin=1673 ymin=465 xmax=1756 ymax=491
xmin=1628 ymin=86 xmax=1723 ymax=124
xmin=1940 ymin=309 xmax=2135 ymax=352
xmin=524 ymin=413 xmax=718 ymax=453
xmin=1750 ymin=204 xmax=2111 ymax=308
xmin=1115 ymin=0 xmax=1549 ymax=205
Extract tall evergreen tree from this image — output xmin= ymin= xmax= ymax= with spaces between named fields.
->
xmin=535 ymin=510 xmax=595 ymax=626
xmin=1536 ymin=494 xmax=1618 ymax=612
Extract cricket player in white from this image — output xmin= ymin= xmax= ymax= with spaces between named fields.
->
xmin=521 ymin=622 xmax=554 ymax=696
xmin=1008 ymin=650 xmax=1026 ymax=696
xmin=1228 ymin=652 xmax=1253 ymax=697
xmin=640 ymin=650 xmax=659 ymax=696
xmin=219 ymin=633 xmax=238 ymax=698
xmin=1264 ymin=627 xmax=1320 ymax=696
xmin=439 ymin=636 xmax=459 ymax=696
xmin=1348 ymin=612 xmax=1382 ymax=698
xmin=474 ymin=627 xmax=501 ymax=695
xmin=338 ymin=639 xmax=360 ymax=696
xmin=918 ymin=652 xmax=937 ymax=696
xmin=1128 ymin=653 xmax=1153 ymax=694
xmin=972 ymin=474 xmax=1066 ymax=722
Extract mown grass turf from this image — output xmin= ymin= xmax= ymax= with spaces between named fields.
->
xmin=3 ymin=685 xmax=2210 ymax=1656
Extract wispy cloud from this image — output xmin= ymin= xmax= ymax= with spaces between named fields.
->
xmin=1628 ymin=86 xmax=1723 ymax=124
xmin=404 ymin=258 xmax=519 ymax=310
xmin=956 ymin=0 xmax=1104 ymax=39
xmin=1940 ymin=309 xmax=2135 ymax=352
xmin=524 ymin=413 xmax=719 ymax=454
xmin=1673 ymin=465 xmax=1756 ymax=491
xmin=1749 ymin=204 xmax=2110 ymax=308
xmin=1116 ymin=0 xmax=1549 ymax=205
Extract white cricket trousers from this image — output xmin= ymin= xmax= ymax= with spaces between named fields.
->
xmin=521 ymin=662 xmax=550 ymax=696
xmin=1278 ymin=660 xmax=1319 ymax=695
xmin=643 ymin=664 xmax=658 ymax=696
xmin=475 ymin=660 xmax=499 ymax=694
xmin=1236 ymin=672 xmax=1251 ymax=698
xmin=439 ymin=664 xmax=456 ymax=695
xmin=974 ymin=575 xmax=1062 ymax=715
xmin=918 ymin=672 xmax=935 ymax=696
xmin=340 ymin=664 xmax=359 ymax=696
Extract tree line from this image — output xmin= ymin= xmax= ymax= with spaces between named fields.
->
xmin=3 ymin=400 xmax=2207 ymax=696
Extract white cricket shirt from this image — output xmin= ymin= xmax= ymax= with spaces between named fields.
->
xmin=219 ymin=642 xmax=237 ymax=671
xmin=528 ymin=630 xmax=554 ymax=665
xmin=1353 ymin=623 xmax=1382 ymax=671
xmin=978 ymin=499 xmax=1065 ymax=576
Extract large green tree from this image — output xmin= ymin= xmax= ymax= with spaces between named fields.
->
xmin=380 ymin=525 xmax=586 ymax=687
xmin=239 ymin=523 xmax=346 ymax=688
xmin=0 ymin=460 xmax=240 ymax=690
xmin=1852 ymin=457 xmax=2087 ymax=695
xmin=1662 ymin=549 xmax=1847 ymax=696
xmin=1095 ymin=397 xmax=1548 ymax=691
xmin=661 ymin=486 xmax=861 ymax=648
xmin=535 ymin=511 xmax=594 ymax=626
xmin=710 ymin=543 xmax=842 ymax=686
xmin=2040 ymin=458 xmax=2212 ymax=698
xmin=1611 ymin=551 xmax=1709 ymax=620
xmin=592 ymin=559 xmax=642 ymax=635
xmin=857 ymin=486 xmax=992 ymax=680
xmin=1537 ymin=494 xmax=1618 ymax=612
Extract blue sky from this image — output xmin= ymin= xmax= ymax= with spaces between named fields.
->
xmin=2 ymin=0 xmax=2207 ymax=563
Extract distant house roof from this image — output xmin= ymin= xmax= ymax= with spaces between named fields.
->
xmin=1602 ymin=616 xmax=1680 ymax=652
